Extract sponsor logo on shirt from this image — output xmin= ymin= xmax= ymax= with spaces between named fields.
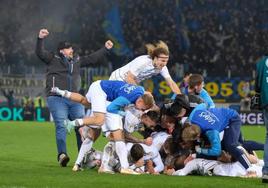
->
xmin=120 ymin=84 xmax=137 ymax=94
xmin=198 ymin=111 xmax=219 ymax=125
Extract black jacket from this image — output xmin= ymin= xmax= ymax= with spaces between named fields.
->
xmin=36 ymin=38 xmax=110 ymax=96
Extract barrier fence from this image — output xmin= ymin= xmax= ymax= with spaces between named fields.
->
xmin=0 ymin=107 xmax=264 ymax=126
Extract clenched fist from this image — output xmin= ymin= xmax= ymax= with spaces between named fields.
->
xmin=39 ymin=29 xmax=49 ymax=39
xmin=105 ymin=40 xmax=113 ymax=49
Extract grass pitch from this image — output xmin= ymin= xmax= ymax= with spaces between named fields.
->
xmin=0 ymin=121 xmax=267 ymax=188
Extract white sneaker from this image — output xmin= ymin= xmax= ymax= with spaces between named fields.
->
xmin=120 ymin=168 xmax=140 ymax=175
xmin=72 ymin=164 xmax=83 ymax=172
xmin=64 ymin=119 xmax=76 ymax=133
xmin=98 ymin=165 xmax=115 ymax=174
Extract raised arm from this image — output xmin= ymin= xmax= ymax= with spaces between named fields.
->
xmin=80 ymin=40 xmax=113 ymax=67
xmin=35 ymin=29 xmax=54 ymax=64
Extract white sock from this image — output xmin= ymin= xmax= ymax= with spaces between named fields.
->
xmin=64 ymin=90 xmax=72 ymax=98
xmin=75 ymin=138 xmax=93 ymax=165
xmin=101 ymin=142 xmax=115 ymax=169
xmin=76 ymin=119 xmax=84 ymax=126
xmin=115 ymin=141 xmax=129 ymax=169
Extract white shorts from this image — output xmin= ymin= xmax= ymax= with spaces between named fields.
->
xmin=86 ymin=101 xmax=123 ymax=135
xmin=85 ymin=80 xmax=107 ymax=113
xmin=102 ymin=112 xmax=123 ymax=135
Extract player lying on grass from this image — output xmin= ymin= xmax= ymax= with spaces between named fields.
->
xmin=165 ymin=147 xmax=263 ymax=178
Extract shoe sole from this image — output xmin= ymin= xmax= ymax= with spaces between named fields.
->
xmin=98 ymin=168 xmax=115 ymax=174
xmin=120 ymin=170 xmax=140 ymax=175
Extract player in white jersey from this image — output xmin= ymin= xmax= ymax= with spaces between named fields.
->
xmin=151 ymin=131 xmax=171 ymax=151
xmin=51 ymin=80 xmax=155 ymax=174
xmin=170 ymin=158 xmax=263 ymax=177
xmin=105 ymin=143 xmax=164 ymax=174
xmin=109 ymin=41 xmax=181 ymax=94
xmin=167 ymin=147 xmax=263 ymax=178
xmin=99 ymin=109 xmax=160 ymax=173
xmin=127 ymin=143 xmax=164 ymax=174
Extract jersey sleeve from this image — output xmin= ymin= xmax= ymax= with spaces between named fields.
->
xmin=199 ymin=89 xmax=215 ymax=108
xmin=199 ymin=130 xmax=221 ymax=156
xmin=151 ymin=148 xmax=164 ymax=172
xmin=106 ymin=96 xmax=131 ymax=115
xmin=160 ymin=66 xmax=171 ymax=79
xmin=172 ymin=159 xmax=199 ymax=176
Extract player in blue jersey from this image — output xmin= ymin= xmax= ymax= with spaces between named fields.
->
xmin=184 ymin=74 xmax=215 ymax=108
xmin=181 ymin=104 xmax=255 ymax=174
xmin=51 ymin=80 xmax=154 ymax=174
xmin=52 ymin=80 xmax=154 ymax=127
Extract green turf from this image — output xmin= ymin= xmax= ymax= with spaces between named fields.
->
xmin=0 ymin=121 xmax=267 ymax=188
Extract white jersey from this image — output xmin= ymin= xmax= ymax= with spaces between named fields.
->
xmin=151 ymin=131 xmax=171 ymax=151
xmin=213 ymin=161 xmax=262 ymax=177
xmin=173 ymin=158 xmax=263 ymax=177
xmin=109 ymin=55 xmax=171 ymax=83
xmin=123 ymin=105 xmax=143 ymax=133
xmin=173 ymin=158 xmax=218 ymax=176
xmin=126 ymin=143 xmax=164 ymax=173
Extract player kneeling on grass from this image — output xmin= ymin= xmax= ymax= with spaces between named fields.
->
xmin=51 ymin=80 xmax=154 ymax=174
xmin=103 ymin=143 xmax=164 ymax=174
xmin=99 ymin=108 xmax=159 ymax=174
xmin=80 ymin=148 xmax=103 ymax=170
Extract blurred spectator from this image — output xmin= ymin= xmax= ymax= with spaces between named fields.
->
xmin=33 ymin=93 xmax=45 ymax=108
xmin=179 ymin=72 xmax=192 ymax=94
xmin=240 ymin=94 xmax=251 ymax=112
xmin=22 ymin=94 xmax=34 ymax=120
xmin=242 ymin=81 xmax=251 ymax=97
xmin=0 ymin=0 xmax=267 ymax=77
xmin=1 ymin=89 xmax=15 ymax=108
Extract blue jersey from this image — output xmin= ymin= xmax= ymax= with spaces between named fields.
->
xmin=100 ymin=80 xmax=145 ymax=115
xmin=189 ymin=106 xmax=238 ymax=133
xmin=100 ymin=80 xmax=145 ymax=103
xmin=185 ymin=87 xmax=215 ymax=108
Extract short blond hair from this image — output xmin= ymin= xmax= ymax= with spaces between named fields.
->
xmin=181 ymin=124 xmax=201 ymax=142
xmin=141 ymin=92 xmax=155 ymax=109
xmin=145 ymin=40 xmax=169 ymax=59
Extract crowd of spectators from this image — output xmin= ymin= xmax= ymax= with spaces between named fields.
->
xmin=0 ymin=0 xmax=267 ymax=77
xmin=119 ymin=0 xmax=268 ymax=77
